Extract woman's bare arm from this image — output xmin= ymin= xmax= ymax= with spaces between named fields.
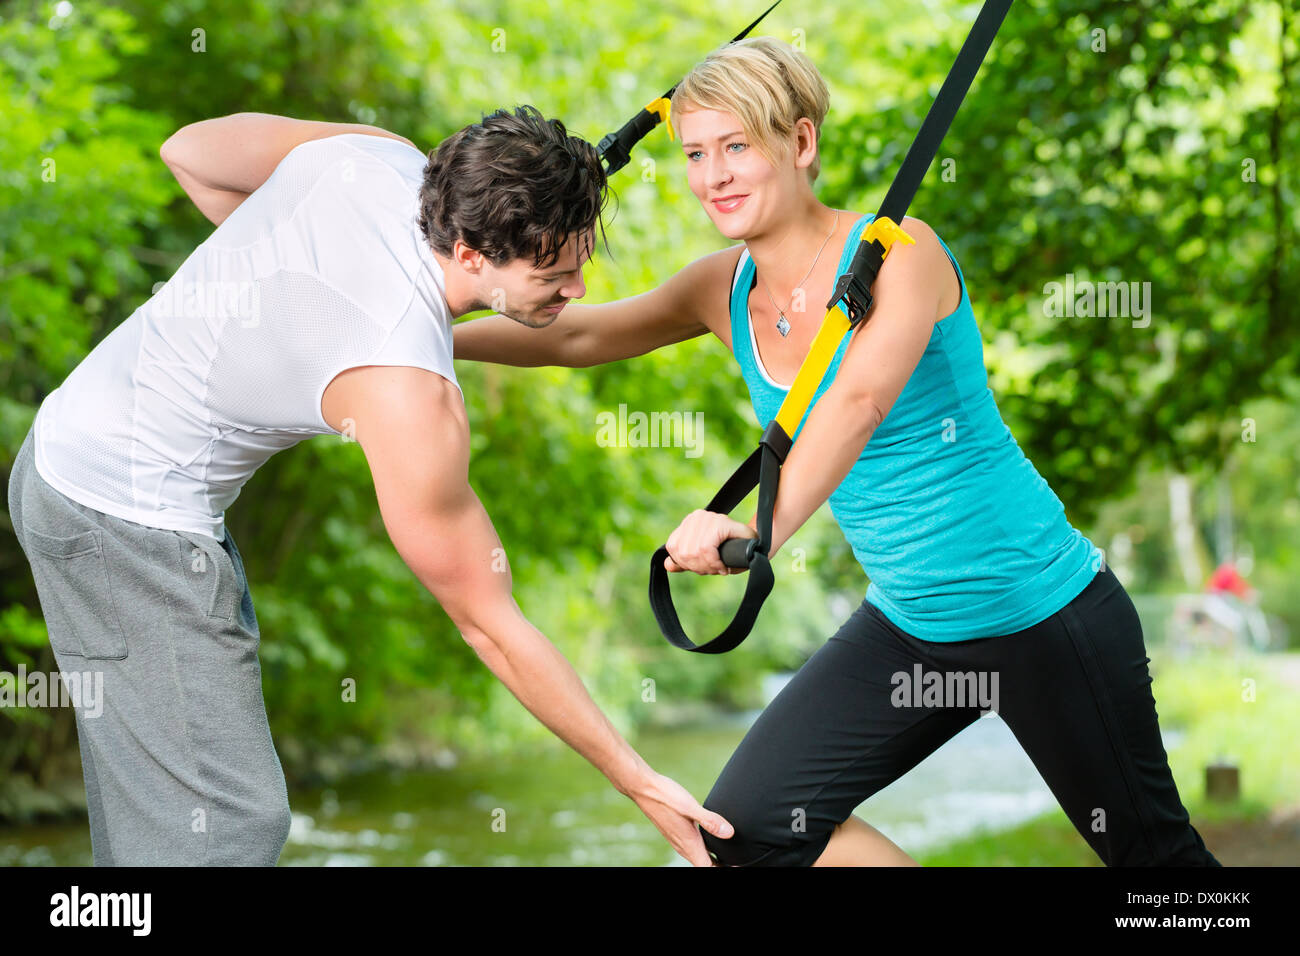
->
xmin=160 ymin=112 xmax=417 ymax=226
xmin=453 ymin=250 xmax=732 ymax=368
xmin=756 ymin=218 xmax=947 ymax=558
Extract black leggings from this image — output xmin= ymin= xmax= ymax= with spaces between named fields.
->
xmin=699 ymin=565 xmax=1222 ymax=866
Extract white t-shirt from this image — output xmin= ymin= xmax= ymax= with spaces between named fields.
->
xmin=33 ymin=133 xmax=460 ymax=541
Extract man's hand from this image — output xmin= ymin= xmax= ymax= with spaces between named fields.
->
xmin=625 ymin=770 xmax=734 ymax=866
xmin=663 ymin=509 xmax=758 ymax=575
xmin=323 ymin=364 xmax=734 ymax=864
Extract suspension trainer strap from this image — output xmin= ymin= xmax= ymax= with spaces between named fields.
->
xmin=597 ymin=0 xmax=785 ymax=177
xmin=649 ymin=0 xmax=1015 ymax=653
xmin=649 ymin=423 xmax=789 ymax=653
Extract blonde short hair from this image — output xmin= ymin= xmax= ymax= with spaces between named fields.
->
xmin=670 ymin=36 xmax=831 ymax=182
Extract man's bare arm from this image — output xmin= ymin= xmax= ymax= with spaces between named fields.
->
xmin=160 ymin=112 xmax=418 ymax=226
xmin=324 ymin=365 xmax=733 ymax=863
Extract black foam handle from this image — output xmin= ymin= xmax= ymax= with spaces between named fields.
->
xmin=718 ymin=537 xmax=752 ymax=569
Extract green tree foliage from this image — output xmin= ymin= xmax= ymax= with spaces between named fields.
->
xmin=2 ymin=0 xmax=1296 ymax=789
xmin=823 ymin=0 xmax=1299 ymax=526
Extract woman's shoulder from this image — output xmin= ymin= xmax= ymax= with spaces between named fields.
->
xmin=715 ymin=242 xmax=749 ymax=288
xmin=847 ymin=212 xmax=946 ymax=247
xmin=678 ymin=211 xmax=954 ymax=340
xmin=875 ymin=215 xmax=964 ymax=322
xmin=675 ymin=243 xmax=749 ymax=345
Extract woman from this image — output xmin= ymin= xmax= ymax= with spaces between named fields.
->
xmin=454 ymin=37 xmax=1220 ymax=867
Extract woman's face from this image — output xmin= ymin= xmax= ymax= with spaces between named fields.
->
xmin=678 ymin=108 xmax=786 ymax=241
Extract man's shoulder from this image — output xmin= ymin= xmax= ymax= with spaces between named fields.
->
xmin=315 ymin=133 xmax=426 ymax=181
xmin=283 ymin=132 xmax=421 ymax=169
xmin=321 ymin=364 xmax=463 ymax=436
xmin=268 ymin=134 xmax=422 ymax=216
xmin=249 ymin=138 xmax=430 ymax=319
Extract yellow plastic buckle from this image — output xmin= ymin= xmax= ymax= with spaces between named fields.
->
xmin=860 ymin=215 xmax=916 ymax=258
xmin=645 ymin=97 xmax=675 ymax=142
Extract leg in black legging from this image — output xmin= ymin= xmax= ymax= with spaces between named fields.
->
xmin=699 ymin=599 xmax=982 ymax=866
xmin=983 ymin=567 xmax=1221 ymax=866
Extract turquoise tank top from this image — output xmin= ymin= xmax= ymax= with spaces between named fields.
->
xmin=729 ymin=213 xmax=1101 ymax=641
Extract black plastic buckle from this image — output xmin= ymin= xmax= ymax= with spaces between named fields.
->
xmin=597 ymin=131 xmax=631 ymax=176
xmin=830 ymin=272 xmax=875 ymax=328
xmin=829 ymin=236 xmax=889 ymax=328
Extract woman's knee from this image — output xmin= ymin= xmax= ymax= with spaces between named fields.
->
xmin=700 ymin=786 xmax=836 ymax=867
xmin=701 ymin=819 xmax=834 ymax=867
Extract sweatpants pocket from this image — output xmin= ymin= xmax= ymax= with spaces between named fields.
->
xmin=25 ymin=527 xmax=130 ymax=660
xmin=174 ymin=531 xmax=236 ymax=622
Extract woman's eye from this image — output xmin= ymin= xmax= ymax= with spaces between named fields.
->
xmin=687 ymin=142 xmax=746 ymax=161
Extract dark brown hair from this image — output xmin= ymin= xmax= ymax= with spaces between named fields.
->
xmin=418 ymin=105 xmax=614 ymax=270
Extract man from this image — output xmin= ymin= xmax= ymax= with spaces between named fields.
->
xmin=7 ymin=106 xmax=732 ymax=866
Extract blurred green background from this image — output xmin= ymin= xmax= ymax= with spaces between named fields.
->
xmin=1 ymin=0 xmax=1296 ymax=864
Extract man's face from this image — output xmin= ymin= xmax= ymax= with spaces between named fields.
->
xmin=483 ymin=230 xmax=594 ymax=328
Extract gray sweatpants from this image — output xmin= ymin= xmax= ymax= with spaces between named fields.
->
xmin=7 ymin=426 xmax=291 ymax=865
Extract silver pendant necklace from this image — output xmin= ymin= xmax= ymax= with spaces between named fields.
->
xmin=757 ymin=210 xmax=841 ymax=338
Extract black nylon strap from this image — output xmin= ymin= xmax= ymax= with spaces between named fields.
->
xmin=836 ymin=0 xmax=1014 ymax=326
xmin=876 ymin=0 xmax=1013 ymax=227
xmin=649 ymin=433 xmax=788 ymax=652
xmin=598 ymin=0 xmax=785 ymax=176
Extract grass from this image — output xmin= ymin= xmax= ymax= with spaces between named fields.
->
xmin=919 ymin=811 xmax=1102 ymax=866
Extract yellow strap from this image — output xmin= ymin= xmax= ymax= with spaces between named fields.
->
xmin=774 ymin=307 xmax=849 ymax=436
xmin=645 ymin=97 xmax=675 ymax=142
xmin=771 ymin=216 xmax=915 ymax=437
